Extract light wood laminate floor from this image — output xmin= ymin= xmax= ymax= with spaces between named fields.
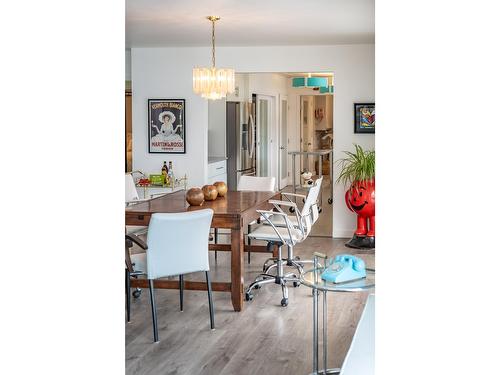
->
xmin=126 ymin=236 xmax=375 ymax=375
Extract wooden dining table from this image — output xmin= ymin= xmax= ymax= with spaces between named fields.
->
xmin=125 ymin=189 xmax=280 ymax=311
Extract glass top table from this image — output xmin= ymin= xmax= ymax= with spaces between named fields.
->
xmin=301 ymin=267 xmax=375 ymax=293
xmin=299 ymin=254 xmax=375 ymax=375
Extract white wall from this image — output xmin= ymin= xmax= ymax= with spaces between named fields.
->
xmin=131 ymin=44 xmax=374 ymax=236
xmin=226 ymin=73 xmax=248 ymax=102
xmin=208 ymin=98 xmax=226 ymax=158
xmin=131 ymin=48 xmax=209 ymax=186
xmin=125 ymin=49 xmax=131 ymax=81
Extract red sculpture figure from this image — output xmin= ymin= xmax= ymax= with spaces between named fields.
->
xmin=345 ymin=179 xmax=375 ymax=249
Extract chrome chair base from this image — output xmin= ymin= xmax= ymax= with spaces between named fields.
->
xmin=245 ymin=272 xmax=300 ymax=307
xmin=307 ymin=369 xmax=340 ymax=375
xmin=262 ymin=244 xmax=314 ymax=276
xmin=245 ymin=242 xmax=302 ymax=307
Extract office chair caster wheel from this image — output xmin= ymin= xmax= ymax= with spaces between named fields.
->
xmin=289 ymin=207 xmax=295 ymax=213
xmin=294 ymin=256 xmax=301 ymax=261
xmin=245 ymin=292 xmax=254 ymax=301
xmin=281 ymin=298 xmax=288 ymax=307
xmin=132 ymin=289 xmax=142 ymax=298
xmin=328 ymin=198 xmax=333 ymax=204
xmin=254 ymin=284 xmax=262 ymax=290
xmin=293 ymin=281 xmax=300 ymax=288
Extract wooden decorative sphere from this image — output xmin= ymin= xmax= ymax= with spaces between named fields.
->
xmin=186 ymin=188 xmax=204 ymax=206
xmin=202 ymin=185 xmax=218 ymax=201
xmin=213 ymin=181 xmax=228 ymax=197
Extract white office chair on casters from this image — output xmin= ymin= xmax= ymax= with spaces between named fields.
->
xmin=261 ymin=177 xmax=323 ymax=274
xmin=125 ymin=209 xmax=215 ymax=343
xmin=244 ymin=180 xmax=322 ymax=307
xmin=213 ymin=175 xmax=276 ymax=264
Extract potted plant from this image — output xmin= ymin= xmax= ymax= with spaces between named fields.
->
xmin=336 ymin=144 xmax=375 ymax=249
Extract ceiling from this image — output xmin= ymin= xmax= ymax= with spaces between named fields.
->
xmin=126 ymin=0 xmax=374 ymax=48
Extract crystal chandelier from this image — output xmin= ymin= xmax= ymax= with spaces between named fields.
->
xmin=193 ymin=16 xmax=235 ymax=100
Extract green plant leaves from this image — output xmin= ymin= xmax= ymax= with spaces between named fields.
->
xmin=336 ymin=144 xmax=375 ymax=187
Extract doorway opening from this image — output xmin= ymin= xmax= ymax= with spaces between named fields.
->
xmin=298 ymin=93 xmax=333 ymax=236
xmin=125 ymin=87 xmax=132 ymax=172
xmin=209 ymin=72 xmax=334 ymax=237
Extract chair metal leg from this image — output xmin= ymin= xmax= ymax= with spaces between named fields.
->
xmin=247 ymin=224 xmax=251 ymax=264
xmin=290 ymin=260 xmax=305 ymax=274
xmin=205 ymin=271 xmax=215 ymax=330
xmin=262 ymin=257 xmax=278 ymax=271
xmin=281 ymin=282 xmax=289 ymax=307
xmin=214 ymin=228 xmax=218 ymax=262
xmin=179 ymin=274 xmax=184 ymax=312
xmin=246 ymin=275 xmax=275 ymax=291
xmin=245 ymin=274 xmax=276 ymax=301
xmin=126 ymin=269 xmax=131 ymax=323
xmin=148 ymin=279 xmax=159 ymax=342
xmin=264 ymin=263 xmax=278 ymax=275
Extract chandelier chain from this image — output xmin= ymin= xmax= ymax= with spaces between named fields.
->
xmin=211 ymin=19 xmax=216 ymax=68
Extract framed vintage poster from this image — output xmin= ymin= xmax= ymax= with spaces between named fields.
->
xmin=148 ymin=99 xmax=186 ymax=153
xmin=354 ymin=103 xmax=375 ymax=134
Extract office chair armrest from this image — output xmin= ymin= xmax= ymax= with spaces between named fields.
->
xmin=256 ymin=209 xmax=289 ymax=217
xmin=125 ymin=233 xmax=148 ymax=250
xmin=268 ymin=199 xmax=298 ymax=209
xmin=281 ymin=192 xmax=306 ymax=200
xmin=269 ymin=200 xmax=305 ymax=235
xmin=125 ymin=233 xmax=147 ymax=272
xmin=130 ymin=227 xmax=148 ymax=236
xmin=256 ymin=209 xmax=298 ymax=245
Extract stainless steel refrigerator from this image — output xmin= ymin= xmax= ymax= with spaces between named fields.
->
xmin=226 ymin=101 xmax=256 ymax=190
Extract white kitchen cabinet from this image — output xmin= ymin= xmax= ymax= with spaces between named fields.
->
xmin=207 ymin=159 xmax=227 ymax=185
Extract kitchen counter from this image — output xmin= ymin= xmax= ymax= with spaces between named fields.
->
xmin=208 ymin=156 xmax=228 ymax=164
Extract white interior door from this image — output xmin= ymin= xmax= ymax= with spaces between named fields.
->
xmin=279 ymin=95 xmax=289 ymax=189
xmin=256 ymin=95 xmax=272 ymax=178
xmin=300 ymin=95 xmax=315 ymax=173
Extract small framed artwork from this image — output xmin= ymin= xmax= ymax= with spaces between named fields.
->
xmin=354 ymin=103 xmax=375 ymax=134
xmin=148 ymin=99 xmax=186 ymax=153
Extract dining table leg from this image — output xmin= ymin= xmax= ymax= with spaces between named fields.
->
xmin=231 ymin=227 xmax=244 ymax=311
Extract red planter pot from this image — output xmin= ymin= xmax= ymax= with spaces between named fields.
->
xmin=345 ymin=179 xmax=375 ymax=242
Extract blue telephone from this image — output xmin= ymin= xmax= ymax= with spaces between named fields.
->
xmin=321 ymin=254 xmax=366 ymax=283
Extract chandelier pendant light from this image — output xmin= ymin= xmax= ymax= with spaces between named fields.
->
xmin=193 ymin=16 xmax=235 ymax=100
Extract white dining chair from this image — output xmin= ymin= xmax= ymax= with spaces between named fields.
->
xmin=125 ymin=173 xmax=152 ymax=236
xmin=212 ymin=175 xmax=276 ymax=264
xmin=238 ymin=175 xmax=276 ymax=192
xmin=126 ymin=209 xmax=215 ymax=342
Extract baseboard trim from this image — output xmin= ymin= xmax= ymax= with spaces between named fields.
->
xmin=333 ymin=229 xmax=355 ymax=238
